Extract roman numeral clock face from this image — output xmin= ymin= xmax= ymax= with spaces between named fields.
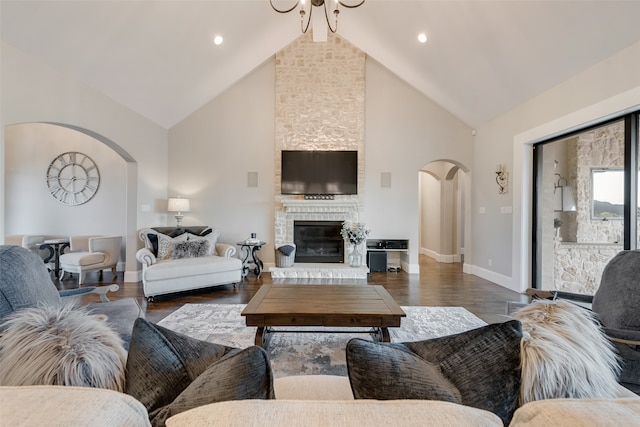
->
xmin=46 ymin=152 xmax=100 ymax=205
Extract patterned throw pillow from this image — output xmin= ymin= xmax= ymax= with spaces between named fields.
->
xmin=125 ymin=318 xmax=274 ymax=426
xmin=346 ymin=320 xmax=523 ymax=426
xmin=156 ymin=233 xmax=189 ymax=260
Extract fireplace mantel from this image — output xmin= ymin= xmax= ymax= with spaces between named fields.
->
xmin=275 ymin=199 xmax=363 ymax=247
xmin=281 ymin=199 xmax=363 ymax=213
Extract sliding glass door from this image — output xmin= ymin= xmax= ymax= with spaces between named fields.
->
xmin=533 ymin=112 xmax=638 ymax=294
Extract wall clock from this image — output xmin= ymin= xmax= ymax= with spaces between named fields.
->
xmin=46 ymin=151 xmax=100 ymax=205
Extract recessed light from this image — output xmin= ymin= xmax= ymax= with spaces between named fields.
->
xmin=418 ymin=33 xmax=427 ymax=43
xmin=213 ymin=35 xmax=223 ymax=46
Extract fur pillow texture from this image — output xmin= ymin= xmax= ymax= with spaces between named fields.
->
xmin=346 ymin=320 xmax=523 ymax=425
xmin=156 ymin=233 xmax=190 ymax=260
xmin=185 ymin=228 xmax=220 ymax=256
xmin=0 ymin=303 xmax=126 ymax=391
xmin=513 ymin=299 xmax=622 ymax=405
xmin=172 ymin=240 xmax=211 ymax=259
xmin=125 ymin=318 xmax=274 ymax=427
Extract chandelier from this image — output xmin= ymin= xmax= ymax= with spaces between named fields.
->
xmin=270 ymin=0 xmax=365 ymax=33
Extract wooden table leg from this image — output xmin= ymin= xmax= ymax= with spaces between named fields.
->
xmin=254 ymin=326 xmax=273 ymax=350
xmin=380 ymin=327 xmax=391 ymax=342
xmin=371 ymin=327 xmax=391 ymax=343
xmin=255 ymin=326 xmax=265 ymax=347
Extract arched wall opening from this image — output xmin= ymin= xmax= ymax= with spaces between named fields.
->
xmin=3 ymin=122 xmax=138 ymax=279
xmin=419 ymin=160 xmax=470 ymax=265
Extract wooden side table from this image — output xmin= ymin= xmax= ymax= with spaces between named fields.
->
xmin=237 ymin=241 xmax=266 ymax=279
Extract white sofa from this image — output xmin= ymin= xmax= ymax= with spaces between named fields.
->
xmin=2 ymin=376 xmax=638 ymax=427
xmin=136 ymin=227 xmax=242 ymax=300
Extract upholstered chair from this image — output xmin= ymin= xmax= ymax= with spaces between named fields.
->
xmin=4 ymin=234 xmax=55 ymax=266
xmin=592 ymin=250 xmax=640 ymax=394
xmin=59 ymin=236 xmax=122 ymax=285
xmin=0 ymin=245 xmax=143 ymax=349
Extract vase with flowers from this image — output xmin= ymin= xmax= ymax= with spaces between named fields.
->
xmin=340 ymin=221 xmax=370 ymax=267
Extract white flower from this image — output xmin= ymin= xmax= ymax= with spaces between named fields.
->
xmin=340 ymin=221 xmax=370 ymax=245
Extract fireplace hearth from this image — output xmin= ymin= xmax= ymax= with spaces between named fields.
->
xmin=294 ymin=220 xmax=344 ymax=263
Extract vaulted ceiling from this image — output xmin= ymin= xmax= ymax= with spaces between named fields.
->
xmin=3 ymin=1 xmax=640 ymax=129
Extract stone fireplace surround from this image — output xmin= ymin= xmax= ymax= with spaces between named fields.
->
xmin=270 ymin=199 xmax=369 ymax=279
xmin=271 ymin=33 xmax=367 ymax=279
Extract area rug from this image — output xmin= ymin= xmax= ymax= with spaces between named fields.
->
xmin=157 ymin=304 xmax=486 ymax=377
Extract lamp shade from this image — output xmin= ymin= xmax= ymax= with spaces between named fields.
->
xmin=167 ymin=197 xmax=190 ymax=213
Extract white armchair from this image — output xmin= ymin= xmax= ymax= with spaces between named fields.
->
xmin=59 ymin=236 xmax=122 ymax=285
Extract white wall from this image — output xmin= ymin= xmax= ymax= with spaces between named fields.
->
xmin=472 ymin=41 xmax=640 ymax=292
xmin=168 ymin=57 xmax=474 ymax=270
xmin=419 ymin=171 xmax=441 ymax=255
xmin=5 ymin=124 xmax=127 ymax=260
xmin=168 ymin=59 xmax=276 ymax=259
xmin=364 ymin=59 xmax=474 ymax=272
xmin=1 ymin=41 xmax=168 ymax=279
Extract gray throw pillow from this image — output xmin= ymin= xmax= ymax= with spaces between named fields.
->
xmin=172 ymin=240 xmax=210 ymax=259
xmin=346 ymin=320 xmax=523 ymax=426
xmin=277 ymin=245 xmax=295 ymax=256
xmin=125 ymin=318 xmax=274 ymax=427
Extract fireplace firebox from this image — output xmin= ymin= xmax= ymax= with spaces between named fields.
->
xmin=293 ymin=220 xmax=344 ymax=263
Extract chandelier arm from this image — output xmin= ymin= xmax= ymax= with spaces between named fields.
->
xmin=270 ymin=0 xmax=300 ymax=14
xmin=324 ymin=2 xmax=338 ymax=33
xmin=301 ymin=4 xmax=313 ymax=33
xmin=337 ymin=0 xmax=365 ymax=9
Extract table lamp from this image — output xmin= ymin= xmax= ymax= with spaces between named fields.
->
xmin=168 ymin=197 xmax=190 ymax=227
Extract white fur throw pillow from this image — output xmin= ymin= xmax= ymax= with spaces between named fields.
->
xmin=513 ymin=300 xmax=621 ymax=405
xmin=172 ymin=239 xmax=211 ymax=259
xmin=0 ymin=303 xmax=127 ymax=391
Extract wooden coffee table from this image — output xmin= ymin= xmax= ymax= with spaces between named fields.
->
xmin=241 ymin=284 xmax=406 ymax=349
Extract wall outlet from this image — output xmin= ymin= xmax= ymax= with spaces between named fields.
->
xmin=141 ymin=204 xmax=151 ymax=212
xmin=488 ymin=258 xmax=493 ymax=267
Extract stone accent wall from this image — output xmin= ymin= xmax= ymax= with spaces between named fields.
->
xmin=273 ymin=32 xmax=366 ymax=246
xmin=575 ymin=121 xmax=624 ymax=243
xmin=554 ymin=241 xmax=622 ymax=294
xmin=553 ymin=121 xmax=624 ymax=294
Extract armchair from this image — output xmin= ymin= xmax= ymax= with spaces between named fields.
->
xmin=3 ymin=234 xmax=62 ymax=267
xmin=0 ymin=245 xmax=142 ymax=349
xmin=592 ymin=250 xmax=640 ymax=394
xmin=59 ymin=235 xmax=122 ymax=285
xmin=509 ymin=250 xmax=640 ymax=394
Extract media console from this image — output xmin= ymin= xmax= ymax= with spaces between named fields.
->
xmin=366 ymin=239 xmax=409 ymax=272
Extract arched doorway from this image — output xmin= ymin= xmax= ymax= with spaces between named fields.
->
xmin=4 ymin=122 xmax=138 ymax=280
xmin=419 ymin=160 xmax=469 ymax=266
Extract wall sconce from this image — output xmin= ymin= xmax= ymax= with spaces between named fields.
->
xmin=167 ymin=197 xmax=191 ymax=227
xmin=554 ymin=174 xmax=576 ymax=212
xmin=495 ymin=164 xmax=508 ymax=194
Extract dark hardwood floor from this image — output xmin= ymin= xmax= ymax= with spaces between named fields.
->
xmin=58 ymin=255 xmax=527 ymax=324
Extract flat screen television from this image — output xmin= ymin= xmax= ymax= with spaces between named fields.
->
xmin=281 ymin=150 xmax=358 ymax=195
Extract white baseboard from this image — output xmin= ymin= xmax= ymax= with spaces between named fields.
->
xmin=124 ymin=269 xmax=141 ymax=283
xmin=421 ymin=248 xmax=459 ymax=264
xmin=466 ymin=264 xmax=518 ymax=292
xmin=401 ymin=260 xmax=420 ymax=274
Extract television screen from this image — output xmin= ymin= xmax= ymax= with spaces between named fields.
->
xmin=281 ymin=150 xmax=358 ymax=195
